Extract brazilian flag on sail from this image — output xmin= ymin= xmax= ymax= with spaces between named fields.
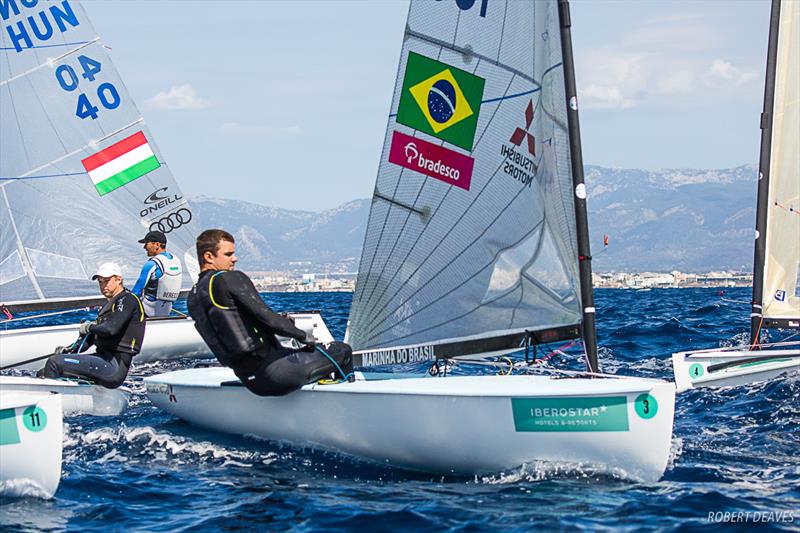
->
xmin=396 ymin=52 xmax=485 ymax=151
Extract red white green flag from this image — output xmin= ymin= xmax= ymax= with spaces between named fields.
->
xmin=81 ymin=131 xmax=160 ymax=196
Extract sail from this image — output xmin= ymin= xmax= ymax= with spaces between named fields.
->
xmin=347 ymin=0 xmax=582 ymax=357
xmin=0 ymin=0 xmax=199 ymax=303
xmin=761 ymin=0 xmax=800 ymax=324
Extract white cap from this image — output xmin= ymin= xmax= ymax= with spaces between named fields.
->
xmin=92 ymin=262 xmax=123 ymax=280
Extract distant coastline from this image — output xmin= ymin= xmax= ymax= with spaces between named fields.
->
xmin=249 ymin=270 xmax=752 ymax=293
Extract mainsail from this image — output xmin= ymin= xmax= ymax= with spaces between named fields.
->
xmin=347 ymin=0 xmax=590 ymax=363
xmin=0 ymin=0 xmax=198 ymax=303
xmin=751 ymin=0 xmax=800 ymax=338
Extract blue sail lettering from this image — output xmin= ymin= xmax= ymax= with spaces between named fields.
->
xmin=27 ymin=9 xmax=52 ymax=40
xmin=435 ymin=0 xmax=488 ymax=17
xmin=0 ymin=0 xmax=21 ymax=21
xmin=50 ymin=0 xmax=78 ymax=32
xmin=5 ymin=20 xmax=31 ymax=51
xmin=2 ymin=0 xmax=79 ymax=53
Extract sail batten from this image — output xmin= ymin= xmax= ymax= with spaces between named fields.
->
xmin=347 ymin=0 xmax=583 ymax=354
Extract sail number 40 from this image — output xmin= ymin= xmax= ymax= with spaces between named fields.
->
xmin=55 ymin=55 xmax=121 ymax=120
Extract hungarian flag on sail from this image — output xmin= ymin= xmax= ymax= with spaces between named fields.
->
xmin=81 ymin=132 xmax=160 ymax=196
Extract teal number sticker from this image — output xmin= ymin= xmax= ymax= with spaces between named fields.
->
xmin=688 ymin=363 xmax=704 ymax=379
xmin=634 ymin=393 xmax=658 ymax=420
xmin=23 ymin=406 xmax=47 ymax=432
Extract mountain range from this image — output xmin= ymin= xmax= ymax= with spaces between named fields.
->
xmin=190 ymin=164 xmax=759 ymax=273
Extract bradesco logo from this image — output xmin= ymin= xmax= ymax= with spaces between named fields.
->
xmin=388 ymin=131 xmax=474 ymax=191
xmin=396 ymin=52 xmax=485 ymax=151
xmin=511 ymin=396 xmax=630 ymax=432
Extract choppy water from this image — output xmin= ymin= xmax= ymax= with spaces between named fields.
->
xmin=1 ymin=288 xmax=798 ymax=532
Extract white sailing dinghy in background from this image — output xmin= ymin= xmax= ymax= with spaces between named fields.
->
xmin=0 ymin=0 xmax=212 ymax=401
xmin=147 ymin=0 xmax=676 ymax=481
xmin=0 ymin=391 xmax=63 ymax=498
xmin=673 ymin=0 xmax=800 ymax=392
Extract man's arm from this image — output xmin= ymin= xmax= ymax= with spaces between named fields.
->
xmin=223 ymin=271 xmax=307 ymax=341
xmin=89 ymin=293 xmax=139 ymax=338
xmin=131 ymin=260 xmax=159 ymax=297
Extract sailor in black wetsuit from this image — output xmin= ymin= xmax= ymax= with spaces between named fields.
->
xmin=188 ymin=229 xmax=353 ymax=396
xmin=40 ymin=262 xmax=145 ymax=389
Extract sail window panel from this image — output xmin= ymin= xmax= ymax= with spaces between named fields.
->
xmin=0 ymin=251 xmax=25 ymax=285
xmin=25 ymin=247 xmax=87 ymax=280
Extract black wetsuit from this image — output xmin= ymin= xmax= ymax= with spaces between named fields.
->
xmin=188 ymin=269 xmax=353 ymax=396
xmin=42 ymin=289 xmax=145 ymax=389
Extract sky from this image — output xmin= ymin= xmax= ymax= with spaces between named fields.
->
xmin=82 ymin=0 xmax=772 ymax=212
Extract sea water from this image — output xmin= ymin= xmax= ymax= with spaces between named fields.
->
xmin=1 ymin=288 xmax=798 ymax=531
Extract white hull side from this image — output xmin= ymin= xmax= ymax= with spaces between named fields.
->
xmin=0 ymin=376 xmax=128 ymax=416
xmin=0 ymin=391 xmax=62 ymax=498
xmin=145 ymin=368 xmax=676 ymax=482
xmin=0 ymin=312 xmax=332 ymax=370
xmin=672 ymin=348 xmax=800 ymax=392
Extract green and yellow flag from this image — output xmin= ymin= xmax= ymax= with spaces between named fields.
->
xmin=396 ymin=52 xmax=485 ymax=151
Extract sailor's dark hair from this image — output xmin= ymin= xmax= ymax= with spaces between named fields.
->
xmin=196 ymin=229 xmax=235 ymax=267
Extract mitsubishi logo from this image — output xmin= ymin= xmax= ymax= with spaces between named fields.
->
xmin=510 ymin=100 xmax=536 ymax=157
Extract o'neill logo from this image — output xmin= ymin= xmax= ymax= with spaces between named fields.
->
xmin=361 ymin=344 xmax=436 ymax=367
xmin=388 ymin=131 xmax=474 ymax=191
xmin=140 ymin=186 xmax=184 ymax=218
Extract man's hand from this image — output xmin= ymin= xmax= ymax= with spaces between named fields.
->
xmin=280 ymin=312 xmax=296 ymax=324
xmin=301 ymin=331 xmax=316 ymax=347
xmin=53 ymin=345 xmax=69 ymax=355
xmin=78 ymin=320 xmax=95 ymax=336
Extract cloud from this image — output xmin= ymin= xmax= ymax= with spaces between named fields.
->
xmin=703 ymin=59 xmax=759 ymax=88
xmin=220 ymin=122 xmax=302 ymax=138
xmin=143 ymin=84 xmax=210 ymax=111
xmin=581 ymin=84 xmax=636 ymax=109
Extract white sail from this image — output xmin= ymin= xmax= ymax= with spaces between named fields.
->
xmin=761 ymin=0 xmax=800 ymax=322
xmin=0 ymin=0 xmax=199 ymax=303
xmin=347 ymin=0 xmax=581 ymax=356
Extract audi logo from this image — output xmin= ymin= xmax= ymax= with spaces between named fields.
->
xmin=149 ymin=208 xmax=192 ymax=233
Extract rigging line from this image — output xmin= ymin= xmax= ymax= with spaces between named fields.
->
xmin=357 ymin=69 xmax=516 ymax=328
xmin=405 ymin=28 xmax=542 ymax=87
xmin=361 ymin=153 xmax=531 ymax=342
xmin=0 ymin=40 xmax=90 ymax=51
xmin=0 ymin=38 xmax=99 ymax=87
xmin=1 ymin=118 xmax=145 ymax=187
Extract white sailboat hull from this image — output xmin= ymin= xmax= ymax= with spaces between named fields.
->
xmin=0 ymin=312 xmax=331 ymax=371
xmin=0 ymin=376 xmax=128 ymax=416
xmin=672 ymin=347 xmax=800 ymax=392
xmin=0 ymin=391 xmax=62 ymax=498
xmin=0 ymin=318 xmax=210 ymax=370
xmin=145 ymin=368 xmax=676 ymax=482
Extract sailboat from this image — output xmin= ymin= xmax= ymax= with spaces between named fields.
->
xmin=145 ymin=0 xmax=676 ymax=481
xmin=672 ymin=0 xmax=800 ymax=392
xmin=0 ymin=390 xmax=63 ymax=498
xmin=0 ymin=0 xmax=210 ymax=411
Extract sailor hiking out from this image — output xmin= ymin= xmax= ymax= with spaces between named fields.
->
xmin=40 ymin=262 xmax=146 ymax=389
xmin=132 ymin=230 xmax=182 ymax=317
xmin=188 ymin=229 xmax=353 ymax=396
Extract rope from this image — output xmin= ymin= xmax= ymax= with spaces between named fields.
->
xmin=170 ymin=308 xmax=188 ymax=318
xmin=0 ymin=306 xmax=94 ymax=324
xmin=314 ymin=345 xmax=352 ymax=381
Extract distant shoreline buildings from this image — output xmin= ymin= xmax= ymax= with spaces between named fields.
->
xmin=249 ymin=270 xmax=752 ymax=292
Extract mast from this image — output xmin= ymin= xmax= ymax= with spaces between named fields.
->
xmin=558 ymin=0 xmax=599 ymax=373
xmin=750 ymin=0 xmax=782 ymax=346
